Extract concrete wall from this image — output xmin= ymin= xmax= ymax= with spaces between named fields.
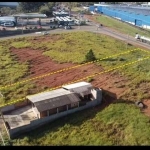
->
xmin=8 ymin=89 xmax=102 ymax=139
xmin=1 ymin=105 xmax=15 ymax=113
xmin=91 ymin=88 xmax=102 ymax=103
xmin=1 ymin=100 xmax=29 ymax=114
xmin=0 ymin=28 xmax=46 ymax=38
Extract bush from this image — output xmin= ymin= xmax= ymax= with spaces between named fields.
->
xmin=87 ymin=77 xmax=94 ymax=82
xmin=39 ymin=5 xmax=52 ymax=17
xmin=85 ymin=49 xmax=96 ymax=62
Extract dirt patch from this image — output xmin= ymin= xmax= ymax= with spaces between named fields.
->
xmin=10 ymin=47 xmax=128 ymax=97
xmin=10 ymin=48 xmax=75 ymax=78
xmin=142 ymin=99 xmax=150 ymax=117
xmin=10 ymin=47 xmax=150 ymax=117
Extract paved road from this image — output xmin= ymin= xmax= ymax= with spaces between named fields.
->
xmin=0 ymin=20 xmax=150 ymax=50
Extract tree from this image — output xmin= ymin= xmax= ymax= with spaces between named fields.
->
xmin=85 ymin=49 xmax=96 ymax=62
xmin=65 ymin=2 xmax=78 ymax=16
xmin=39 ymin=2 xmax=55 ymax=17
xmin=0 ymin=7 xmax=16 ymax=15
xmin=18 ymin=2 xmax=45 ymax=13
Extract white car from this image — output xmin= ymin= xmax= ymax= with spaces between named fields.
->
xmin=3 ymin=22 xmax=15 ymax=27
xmin=64 ymin=26 xmax=72 ymax=29
xmin=43 ymin=31 xmax=49 ymax=35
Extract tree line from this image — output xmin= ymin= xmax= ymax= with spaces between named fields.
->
xmin=0 ymin=2 xmax=98 ymax=16
xmin=0 ymin=2 xmax=134 ymax=16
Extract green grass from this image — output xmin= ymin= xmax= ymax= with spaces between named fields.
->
xmin=36 ymin=31 xmax=135 ymax=63
xmin=1 ymin=29 xmax=150 ymax=146
xmin=94 ymin=15 xmax=150 ymax=37
xmin=0 ymin=40 xmax=44 ymax=105
xmin=11 ymin=41 xmax=32 ymax=49
xmin=1 ymin=31 xmax=150 ymax=104
xmin=11 ymin=103 xmax=150 ymax=145
xmin=72 ymin=7 xmax=84 ymax=12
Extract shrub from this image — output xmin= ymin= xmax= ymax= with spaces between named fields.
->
xmin=87 ymin=77 xmax=94 ymax=82
xmin=85 ymin=49 xmax=96 ymax=62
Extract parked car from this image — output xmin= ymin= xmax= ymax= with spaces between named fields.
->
xmin=3 ymin=22 xmax=15 ymax=27
xmin=42 ymin=31 xmax=49 ymax=35
xmin=37 ymin=25 xmax=42 ymax=29
xmin=64 ymin=25 xmax=72 ymax=29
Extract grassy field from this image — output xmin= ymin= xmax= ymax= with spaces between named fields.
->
xmin=93 ymin=15 xmax=150 ymax=37
xmin=12 ymin=103 xmax=150 ymax=146
xmin=72 ymin=7 xmax=84 ymax=12
xmin=0 ymin=41 xmax=36 ymax=105
xmin=1 ymin=31 xmax=150 ymax=145
xmin=1 ymin=31 xmax=150 ymax=103
xmin=28 ymin=31 xmax=136 ymax=63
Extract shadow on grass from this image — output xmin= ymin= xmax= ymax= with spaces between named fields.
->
xmin=15 ymin=89 xmax=117 ymax=139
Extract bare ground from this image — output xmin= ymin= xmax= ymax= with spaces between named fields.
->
xmin=9 ymin=32 xmax=150 ymax=117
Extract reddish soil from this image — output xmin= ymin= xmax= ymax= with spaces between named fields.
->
xmin=10 ymin=31 xmax=150 ymax=117
xmin=10 ymin=47 xmax=127 ymax=95
xmin=142 ymin=100 xmax=150 ymax=117
xmin=10 ymin=46 xmax=150 ymax=116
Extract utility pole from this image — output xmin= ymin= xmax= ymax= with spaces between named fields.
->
xmin=126 ymin=33 xmax=129 ymax=49
xmin=21 ymin=18 xmax=24 ymax=34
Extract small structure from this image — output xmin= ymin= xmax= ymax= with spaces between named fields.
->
xmin=12 ymin=13 xmax=47 ymax=25
xmin=1 ymin=82 xmax=102 ymax=139
xmin=27 ymin=88 xmax=81 ymax=119
xmin=135 ymin=33 xmax=141 ymax=40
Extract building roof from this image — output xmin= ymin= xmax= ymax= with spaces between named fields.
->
xmin=27 ymin=88 xmax=71 ymax=103
xmin=62 ymin=82 xmax=92 ymax=90
xmin=26 ymin=82 xmax=92 ymax=112
xmin=0 ymin=16 xmax=16 ymax=21
xmin=94 ymin=4 xmax=110 ymax=7
xmin=12 ymin=13 xmax=47 ymax=18
xmin=34 ymin=92 xmax=80 ymax=112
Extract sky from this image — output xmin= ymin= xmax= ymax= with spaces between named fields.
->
xmin=0 ymin=2 xmax=18 ymax=6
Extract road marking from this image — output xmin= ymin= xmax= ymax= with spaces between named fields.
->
xmin=0 ymin=55 xmax=149 ymax=108
xmin=0 ymin=48 xmax=142 ymax=90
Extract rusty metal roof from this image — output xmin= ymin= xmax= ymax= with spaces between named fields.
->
xmin=34 ymin=93 xmax=80 ymax=112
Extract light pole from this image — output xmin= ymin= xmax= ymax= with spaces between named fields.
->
xmin=21 ymin=18 xmax=23 ymax=34
xmin=19 ymin=17 xmax=23 ymax=34
xmin=126 ymin=33 xmax=129 ymax=49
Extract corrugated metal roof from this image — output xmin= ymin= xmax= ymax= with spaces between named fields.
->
xmin=12 ymin=13 xmax=47 ymax=18
xmin=26 ymin=88 xmax=71 ymax=103
xmin=62 ymin=82 xmax=92 ymax=90
xmin=69 ymin=86 xmax=92 ymax=94
xmin=34 ymin=93 xmax=80 ymax=112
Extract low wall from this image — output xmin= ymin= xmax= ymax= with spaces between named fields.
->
xmin=9 ymin=90 xmax=102 ymax=139
xmin=1 ymin=100 xmax=29 ymax=114
xmin=0 ymin=28 xmax=46 ymax=38
xmin=1 ymin=105 xmax=15 ymax=113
